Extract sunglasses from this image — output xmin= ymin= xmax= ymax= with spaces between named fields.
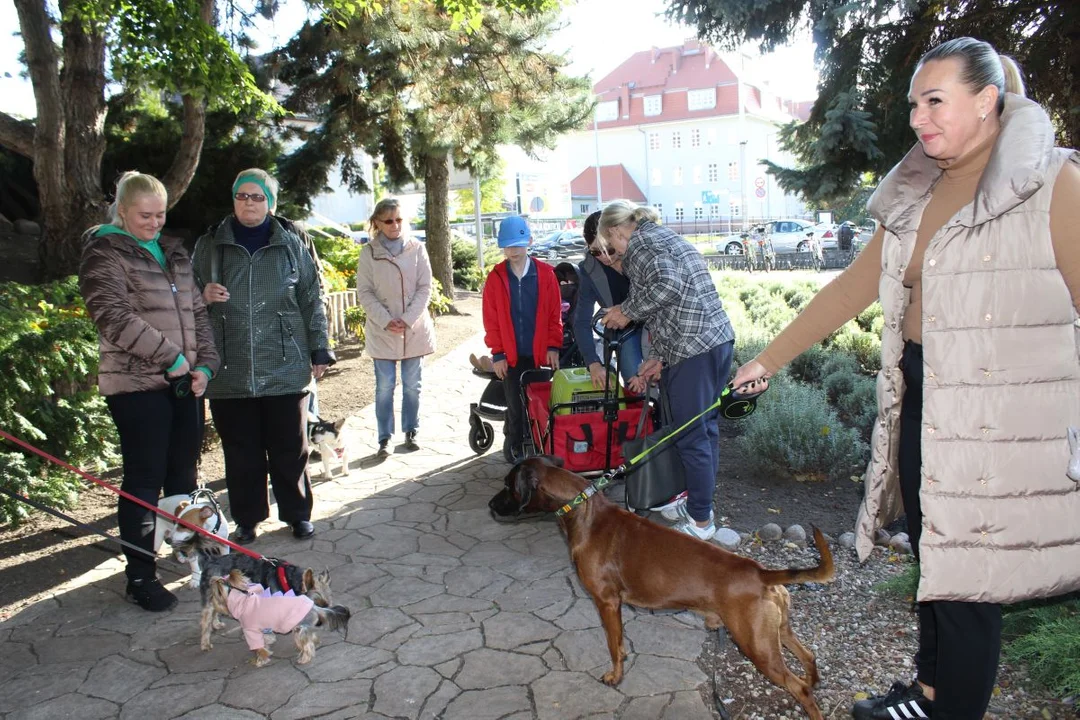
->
xmin=380 ymin=218 xmax=404 ymax=225
xmin=234 ymin=192 xmax=267 ymax=203
xmin=589 ymin=246 xmax=617 ymax=258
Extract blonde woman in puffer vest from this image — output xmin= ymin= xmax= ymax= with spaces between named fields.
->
xmin=733 ymin=38 xmax=1080 ymax=720
xmin=355 ymin=198 xmax=437 ymax=459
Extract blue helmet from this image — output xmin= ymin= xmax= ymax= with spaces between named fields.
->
xmin=497 ymin=216 xmax=531 ymax=248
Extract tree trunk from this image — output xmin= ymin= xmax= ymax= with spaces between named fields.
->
xmin=161 ymin=0 xmax=213 ymax=206
xmin=423 ymin=150 xmax=456 ymax=307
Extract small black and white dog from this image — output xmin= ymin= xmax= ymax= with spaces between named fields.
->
xmin=307 ymin=415 xmax=351 ymax=478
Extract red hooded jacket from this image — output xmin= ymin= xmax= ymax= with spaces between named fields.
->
xmin=482 ymin=259 xmax=563 ymax=368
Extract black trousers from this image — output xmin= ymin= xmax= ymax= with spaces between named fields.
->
xmin=899 ymin=341 xmax=1002 ymax=719
xmin=209 ymin=394 xmax=313 ymax=527
xmin=502 ymin=355 xmax=536 ymax=450
xmin=106 ymin=389 xmax=201 ymax=580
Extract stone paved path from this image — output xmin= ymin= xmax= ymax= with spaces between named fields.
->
xmin=0 ymin=334 xmax=719 ymax=720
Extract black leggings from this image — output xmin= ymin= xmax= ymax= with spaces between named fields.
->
xmin=899 ymin=341 xmax=1002 ymax=719
xmin=106 ymin=389 xmax=201 ymax=580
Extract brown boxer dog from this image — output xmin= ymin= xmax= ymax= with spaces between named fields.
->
xmin=489 ymin=456 xmax=834 ymax=720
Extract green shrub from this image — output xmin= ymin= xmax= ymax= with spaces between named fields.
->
xmin=835 ymin=374 xmax=878 ymax=441
xmin=429 ymin=277 xmax=452 ymax=317
xmin=832 ymin=329 xmax=882 ymax=373
xmin=856 ymin=303 xmax=883 ymax=333
xmin=312 ymin=233 xmax=361 ymax=291
xmin=787 ymin=344 xmax=831 ymax=384
xmin=737 ymin=376 xmax=869 ymax=481
xmin=343 ymin=305 xmax=366 ymax=344
xmin=1003 ymin=594 xmax=1080 ymax=697
xmin=451 ymin=239 xmax=503 ymax=291
xmin=0 ymin=279 xmax=119 ymax=526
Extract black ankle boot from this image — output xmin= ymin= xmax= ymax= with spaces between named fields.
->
xmin=126 ymin=576 xmax=178 ymax=612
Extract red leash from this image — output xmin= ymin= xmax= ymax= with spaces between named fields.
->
xmin=0 ymin=428 xmax=264 ymax=560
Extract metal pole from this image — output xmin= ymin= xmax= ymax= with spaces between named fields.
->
xmin=473 ymin=175 xmax=484 ymax=273
xmin=593 ymin=113 xmax=603 ymax=208
xmin=738 ymin=54 xmax=748 ymax=230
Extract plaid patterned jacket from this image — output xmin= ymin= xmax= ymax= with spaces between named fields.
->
xmin=620 ymin=221 xmax=734 ymax=365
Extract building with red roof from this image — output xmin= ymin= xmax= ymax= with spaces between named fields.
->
xmin=566 ymin=39 xmax=811 ymax=228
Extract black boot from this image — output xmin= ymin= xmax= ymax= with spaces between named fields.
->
xmin=126 ymin=576 xmax=178 ymax=612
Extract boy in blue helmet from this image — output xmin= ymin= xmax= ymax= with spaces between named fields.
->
xmin=482 ymin=216 xmax=564 ymax=463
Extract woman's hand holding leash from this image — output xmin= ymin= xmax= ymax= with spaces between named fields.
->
xmin=191 ymin=371 xmax=209 ymax=397
xmin=732 ymin=359 xmax=772 ymax=395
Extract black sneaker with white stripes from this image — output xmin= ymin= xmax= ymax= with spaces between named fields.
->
xmin=852 ymin=681 xmax=932 ymax=720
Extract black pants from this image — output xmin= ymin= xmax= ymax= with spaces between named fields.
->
xmin=899 ymin=341 xmax=1002 ymax=719
xmin=502 ymin=355 xmax=536 ymax=450
xmin=209 ymin=394 xmax=313 ymax=527
xmin=106 ymin=389 xmax=201 ymax=581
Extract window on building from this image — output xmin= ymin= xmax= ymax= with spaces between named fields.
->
xmin=643 ymin=95 xmax=662 ymax=116
xmin=579 ymin=203 xmax=590 ymax=214
xmin=728 ymin=161 xmax=739 ymax=181
xmin=692 ymin=165 xmax=702 ymax=184
xmin=672 ymin=166 xmax=683 ymax=185
xmin=595 ymin=100 xmax=618 ymax=122
xmin=694 ymin=205 xmax=704 ymax=220
xmin=651 ymin=167 xmax=662 ymax=186
xmin=648 ymin=132 xmax=660 ymax=151
xmin=655 ymin=203 xmax=663 ymax=220
xmin=729 ymin=200 xmax=741 ymax=217
xmin=708 ymin=163 xmax=719 ymax=183
xmin=709 ymin=203 xmax=721 ymax=217
xmin=672 ymin=132 xmax=682 ymax=149
xmin=690 ymin=129 xmax=701 ymax=148
xmin=687 ymin=88 xmax=717 ymax=111
xmin=674 ymin=204 xmax=685 ymax=221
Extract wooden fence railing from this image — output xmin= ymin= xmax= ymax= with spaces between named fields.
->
xmin=326 ymin=290 xmax=358 ymax=341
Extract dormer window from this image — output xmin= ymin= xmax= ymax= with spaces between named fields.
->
xmin=595 ymin=100 xmax=618 ymax=122
xmin=688 ymin=88 xmax=717 ymax=111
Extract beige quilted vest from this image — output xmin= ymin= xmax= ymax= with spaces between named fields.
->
xmin=857 ymin=94 xmax=1080 ymax=603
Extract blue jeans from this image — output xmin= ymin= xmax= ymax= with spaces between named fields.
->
xmin=616 ymin=328 xmax=644 ymax=385
xmin=661 ymin=341 xmax=734 ymax=523
xmin=373 ymin=357 xmax=423 ymax=442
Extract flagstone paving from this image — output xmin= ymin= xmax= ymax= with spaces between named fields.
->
xmin=0 ymin=334 xmax=720 ymax=719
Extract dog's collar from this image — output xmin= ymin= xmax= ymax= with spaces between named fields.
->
xmin=554 ymin=473 xmax=615 ymax=517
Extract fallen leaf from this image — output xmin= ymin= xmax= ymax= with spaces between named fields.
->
xmin=767 ymin=507 xmax=781 ymax=514
xmin=854 ymin=692 xmax=869 ymax=701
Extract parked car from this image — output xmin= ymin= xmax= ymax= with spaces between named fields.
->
xmin=714 ymin=220 xmax=819 ymax=255
xmin=528 ymin=230 xmax=586 ymax=260
xmin=715 ymin=233 xmax=750 ymax=255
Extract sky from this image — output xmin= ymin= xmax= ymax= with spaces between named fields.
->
xmin=0 ymin=0 xmax=818 ymax=119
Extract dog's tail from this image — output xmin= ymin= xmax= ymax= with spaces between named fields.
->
xmin=760 ymin=527 xmax=835 ymax=586
xmin=316 ymin=604 xmax=351 ymax=633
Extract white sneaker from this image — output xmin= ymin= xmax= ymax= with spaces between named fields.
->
xmin=674 ymin=514 xmax=716 ymax=541
xmin=653 ymin=491 xmax=689 ymax=522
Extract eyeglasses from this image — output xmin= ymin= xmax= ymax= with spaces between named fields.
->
xmin=234 ymin=192 xmax=267 ymax=203
xmin=380 ymin=218 xmax=404 ymax=225
xmin=589 ymin=246 xmax=616 ymax=258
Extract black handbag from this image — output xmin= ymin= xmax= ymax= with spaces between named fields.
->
xmin=622 ymin=389 xmax=687 ymax=512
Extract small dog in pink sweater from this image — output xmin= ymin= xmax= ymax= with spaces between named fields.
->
xmin=206 ymin=569 xmax=350 ymax=666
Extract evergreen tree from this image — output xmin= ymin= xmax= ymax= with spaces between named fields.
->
xmin=273 ymin=2 xmax=592 ymax=299
xmin=666 ymin=0 xmax=1079 ymax=203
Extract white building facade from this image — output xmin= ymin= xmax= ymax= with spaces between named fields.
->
xmin=565 ymin=40 xmax=810 ymax=231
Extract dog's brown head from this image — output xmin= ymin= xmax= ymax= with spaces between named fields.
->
xmin=489 ymin=456 xmax=588 ymax=518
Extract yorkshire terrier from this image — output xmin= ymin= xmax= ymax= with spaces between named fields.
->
xmin=205 ymin=569 xmax=350 ymax=666
xmin=197 ymin=551 xmax=334 ymax=653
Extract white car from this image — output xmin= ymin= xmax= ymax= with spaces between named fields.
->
xmin=715 ymin=220 xmax=819 ymax=255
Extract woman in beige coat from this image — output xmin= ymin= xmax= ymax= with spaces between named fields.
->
xmin=356 ymin=198 xmax=437 ymax=458
xmin=733 ymin=38 xmax=1080 ymax=720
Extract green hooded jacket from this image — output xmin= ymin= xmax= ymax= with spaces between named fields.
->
xmin=191 ymin=217 xmax=330 ymax=399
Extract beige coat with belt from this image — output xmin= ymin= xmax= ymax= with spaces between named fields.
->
xmin=856 ymin=94 xmax=1080 ymax=603
xmin=355 ymin=235 xmax=437 ymax=360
